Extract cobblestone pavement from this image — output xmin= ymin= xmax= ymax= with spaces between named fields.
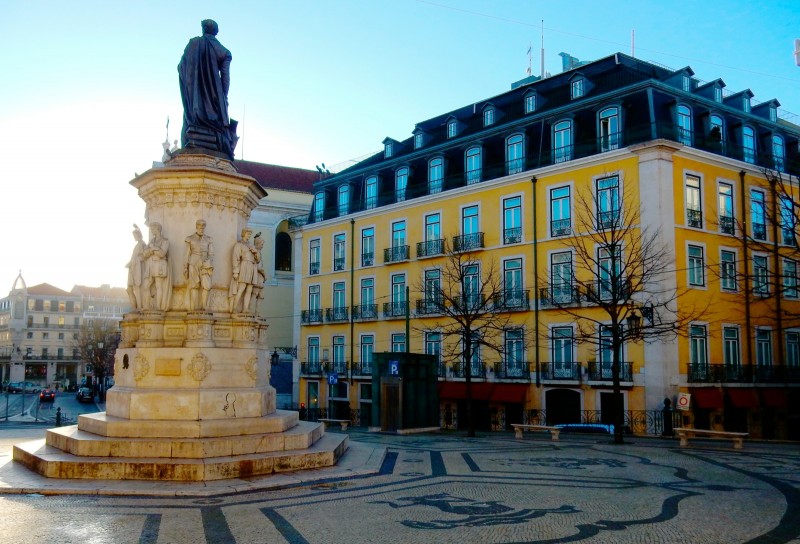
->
xmin=0 ymin=427 xmax=798 ymax=544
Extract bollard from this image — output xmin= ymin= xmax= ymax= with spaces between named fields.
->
xmin=661 ymin=398 xmax=674 ymax=437
xmin=56 ymin=406 xmax=62 ymax=427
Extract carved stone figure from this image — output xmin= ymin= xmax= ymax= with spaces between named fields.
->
xmin=229 ymin=228 xmax=259 ymax=313
xmin=249 ymin=234 xmax=266 ymax=314
xmin=143 ymin=223 xmax=172 ymax=310
xmin=185 ymin=220 xmax=214 ymax=311
xmin=178 ymin=19 xmax=238 ymax=160
xmin=126 ymin=224 xmax=146 ymax=309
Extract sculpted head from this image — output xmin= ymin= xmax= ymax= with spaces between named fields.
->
xmin=241 ymin=228 xmax=252 ymax=241
xmin=133 ymin=226 xmax=143 ymax=242
xmin=254 ymin=234 xmax=264 ymax=250
xmin=201 ymin=19 xmax=219 ymax=36
xmin=196 ymin=220 xmax=207 ymax=235
xmin=150 ymin=223 xmax=162 ymax=237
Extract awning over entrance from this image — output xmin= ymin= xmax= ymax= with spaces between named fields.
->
xmin=437 ymin=382 xmax=494 ymax=400
xmin=726 ymin=388 xmax=759 ymax=408
xmin=490 ymin=384 xmax=528 ymax=403
xmin=690 ymin=387 xmax=724 ymax=409
xmin=760 ymin=388 xmax=787 ymax=409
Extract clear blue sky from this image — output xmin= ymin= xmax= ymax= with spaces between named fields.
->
xmin=3 ymin=0 xmax=799 ymax=291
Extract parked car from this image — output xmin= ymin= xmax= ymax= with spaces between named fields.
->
xmin=6 ymin=381 xmax=40 ymax=394
xmin=76 ymin=387 xmax=95 ymax=403
xmin=39 ymin=389 xmax=56 ymax=402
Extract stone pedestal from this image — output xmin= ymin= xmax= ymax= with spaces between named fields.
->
xmin=14 ymin=153 xmax=346 ymax=481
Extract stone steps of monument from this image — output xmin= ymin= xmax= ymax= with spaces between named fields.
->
xmin=77 ymin=409 xmax=300 ymax=439
xmin=13 ymin=432 xmax=348 ymax=482
xmin=46 ymin=420 xmax=324 ymax=459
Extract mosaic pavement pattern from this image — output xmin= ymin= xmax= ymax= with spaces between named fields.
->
xmin=0 ymin=430 xmax=798 ymax=544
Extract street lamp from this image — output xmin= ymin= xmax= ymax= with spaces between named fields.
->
xmin=270 ymin=349 xmax=279 ymax=367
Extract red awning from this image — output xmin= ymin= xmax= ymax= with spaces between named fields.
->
xmin=437 ymin=382 xmax=494 ymax=400
xmin=690 ymin=388 xmax=724 ymax=409
xmin=760 ymin=388 xmax=787 ymax=409
xmin=490 ymin=384 xmax=528 ymax=403
xmin=726 ymin=388 xmax=760 ymax=408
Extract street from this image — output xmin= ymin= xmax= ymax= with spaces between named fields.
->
xmin=1 ymin=389 xmax=100 ymax=424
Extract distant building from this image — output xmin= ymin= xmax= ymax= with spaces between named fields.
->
xmin=0 ymin=273 xmax=128 ymax=389
xmin=298 ymin=52 xmax=800 ymax=438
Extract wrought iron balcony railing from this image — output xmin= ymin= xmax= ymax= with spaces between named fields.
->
xmin=300 ymin=361 xmax=327 ymax=375
xmin=503 ymin=227 xmax=522 ymax=245
xmin=384 ymin=245 xmax=409 ymax=263
xmin=539 ymin=284 xmax=582 ymax=307
xmin=333 ymin=258 xmax=346 ymax=271
xmin=351 ymin=361 xmax=373 ymax=377
xmin=451 ymin=361 xmax=487 ymax=379
xmin=494 ymin=361 xmax=531 ymax=380
xmin=325 ymin=307 xmax=349 ymax=322
xmin=352 ymin=304 xmax=378 ymax=320
xmin=539 ymin=361 xmax=581 ymax=380
xmin=719 ymin=215 xmax=735 ymax=235
xmin=453 ymin=233 xmax=484 ymax=252
xmin=309 ymin=262 xmax=320 ymax=275
xmin=686 ymin=208 xmax=703 ymax=228
xmin=587 ymin=361 xmax=633 ymax=382
xmin=492 ymin=290 xmax=530 ymax=311
xmin=416 ymin=298 xmax=444 ymax=315
xmin=417 ymin=239 xmax=444 ymax=258
xmin=301 ymin=309 xmax=323 ymax=324
xmin=688 ymin=363 xmax=800 ymax=383
xmin=752 ymin=222 xmax=767 ymax=240
xmin=383 ymin=301 xmax=409 ymax=318
xmin=551 ymin=218 xmax=571 ymax=237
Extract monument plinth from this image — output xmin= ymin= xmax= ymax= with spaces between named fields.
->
xmin=14 ymin=153 xmax=347 ymax=481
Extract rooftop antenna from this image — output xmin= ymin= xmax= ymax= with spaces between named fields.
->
xmin=526 ymin=42 xmax=532 ymax=76
xmin=631 ymin=29 xmax=635 ymax=58
xmin=540 ymin=20 xmax=545 ymax=78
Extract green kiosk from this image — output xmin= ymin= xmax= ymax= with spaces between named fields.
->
xmin=371 ymin=352 xmax=440 ymax=433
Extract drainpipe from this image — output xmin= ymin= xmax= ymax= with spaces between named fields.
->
xmin=532 ymin=176 xmax=541 ymax=388
xmin=739 ymin=171 xmax=753 ymax=377
xmin=768 ymin=176 xmax=785 ymax=369
xmin=350 ymin=219 xmax=355 ymax=380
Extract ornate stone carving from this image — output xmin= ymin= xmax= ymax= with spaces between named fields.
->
xmin=188 ymin=353 xmax=211 ymax=382
xmin=184 ymin=219 xmax=214 ymax=311
xmin=245 ymin=356 xmax=258 ymax=382
xmin=133 ymin=354 xmax=150 ymax=382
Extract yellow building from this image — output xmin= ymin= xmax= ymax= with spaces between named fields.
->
xmin=298 ymin=53 xmax=800 ymax=438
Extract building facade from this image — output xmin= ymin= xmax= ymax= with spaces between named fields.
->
xmin=0 ymin=274 xmax=129 ymax=390
xmin=297 ymin=53 xmax=800 ymax=438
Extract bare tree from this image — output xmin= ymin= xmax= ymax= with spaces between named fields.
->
xmin=540 ymin=183 xmax=706 ymax=444
xmin=73 ymin=319 xmax=120 ymax=401
xmin=412 ymin=239 xmax=519 ymax=437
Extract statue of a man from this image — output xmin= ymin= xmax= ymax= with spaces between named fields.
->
xmin=143 ymin=223 xmax=172 ymax=311
xmin=229 ymin=228 xmax=258 ymax=313
xmin=126 ymin=225 xmax=146 ymax=309
xmin=249 ymin=234 xmax=266 ymax=314
xmin=185 ymin=220 xmax=214 ymax=311
xmin=178 ymin=19 xmax=238 ymax=160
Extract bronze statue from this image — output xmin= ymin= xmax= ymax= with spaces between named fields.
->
xmin=178 ymin=19 xmax=238 ymax=160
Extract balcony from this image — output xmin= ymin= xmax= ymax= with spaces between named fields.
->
xmin=551 ymin=218 xmax=571 ymax=237
xmin=383 ymin=301 xmax=408 ymax=319
xmin=416 ymin=298 xmax=444 ymax=316
xmin=539 ymin=284 xmax=581 ymax=307
xmin=325 ymin=307 xmax=349 ymax=323
xmin=330 ymin=361 xmax=348 ymax=375
xmin=492 ymin=290 xmax=530 ymax=312
xmin=597 ymin=210 xmax=620 ymax=230
xmin=584 ymin=280 xmax=631 ymax=303
xmin=333 ymin=258 xmax=346 ymax=271
xmin=437 ymin=362 xmax=448 ymax=378
xmin=301 ymin=309 xmax=323 ymax=324
xmin=361 ymin=252 xmax=374 ymax=267
xmin=494 ymin=361 xmax=531 ymax=380
xmin=688 ymin=363 xmax=800 ymax=383
xmin=453 ymin=233 xmax=484 ymax=252
xmin=309 ymin=262 xmax=320 ymax=275
xmin=503 ymin=227 xmax=522 ymax=245
xmin=453 ymin=294 xmax=486 ymax=312
xmin=352 ymin=304 xmax=378 ymax=320
xmin=686 ymin=208 xmax=703 ymax=229
xmin=417 ymin=239 xmax=444 ymax=258
xmin=587 ymin=361 xmax=633 ymax=382
xmin=465 ymin=168 xmax=482 ymax=185
xmin=506 ymin=158 xmax=525 ymax=175
xmin=539 ymin=361 xmax=581 ymax=381
xmin=300 ymin=361 xmax=327 ymax=376
xmin=452 ymin=361 xmax=487 ymax=379
xmin=384 ymin=245 xmax=409 ymax=263
xmin=351 ymin=361 xmax=373 ymax=377
xmin=752 ymin=222 xmax=767 ymax=240
xmin=719 ymin=215 xmax=735 ymax=235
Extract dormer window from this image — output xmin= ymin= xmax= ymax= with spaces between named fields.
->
xmin=773 ymin=134 xmax=785 ymax=171
xmin=384 ymin=141 xmax=393 ymax=158
xmin=525 ymin=94 xmax=536 ymax=113
xmin=414 ymin=133 xmax=423 ymax=149
xmin=447 ymin=120 xmax=457 ymax=139
xmin=571 ymin=79 xmax=584 ymax=99
xmin=682 ymin=75 xmax=691 ymax=92
xmin=714 ymin=87 xmax=722 ymax=103
xmin=743 ymin=97 xmax=751 ymax=113
xmin=483 ymin=108 xmax=495 ymax=126
xmin=770 ymin=107 xmax=777 ymax=122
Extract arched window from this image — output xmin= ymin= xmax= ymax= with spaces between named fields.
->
xmin=599 ymin=107 xmax=620 ymax=152
xmin=677 ymin=105 xmax=692 ymax=145
xmin=465 ymin=147 xmax=482 ymax=184
xmin=428 ymin=158 xmax=443 ymax=194
xmin=275 ymin=232 xmax=292 ymax=272
xmin=709 ymin=114 xmax=724 ymax=153
xmin=742 ymin=126 xmax=756 ymax=164
xmin=395 ymin=167 xmax=408 ymax=202
xmin=506 ymin=134 xmax=525 ymax=174
xmin=773 ymin=134 xmax=785 ymax=171
xmin=553 ymin=120 xmax=572 ymax=163
xmin=364 ymin=176 xmax=377 ymax=209
xmin=337 ymin=184 xmax=349 ymax=216
xmin=313 ymin=192 xmax=324 ymax=222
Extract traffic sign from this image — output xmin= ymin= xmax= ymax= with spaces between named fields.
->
xmin=677 ymin=392 xmax=691 ymax=411
xmin=388 ymin=360 xmax=400 ymax=376
xmin=327 ymin=372 xmax=338 ymax=385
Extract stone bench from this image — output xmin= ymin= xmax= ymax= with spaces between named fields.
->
xmin=674 ymin=427 xmax=748 ymax=449
xmin=319 ymin=418 xmax=350 ymax=431
xmin=511 ymin=424 xmax=560 ymax=441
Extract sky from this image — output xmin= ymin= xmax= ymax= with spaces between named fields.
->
xmin=3 ymin=0 xmax=799 ymax=292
